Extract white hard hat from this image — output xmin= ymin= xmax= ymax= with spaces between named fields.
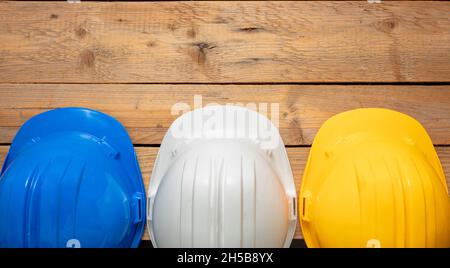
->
xmin=147 ymin=105 xmax=297 ymax=248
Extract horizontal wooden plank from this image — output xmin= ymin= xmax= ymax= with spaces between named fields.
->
xmin=0 ymin=1 xmax=449 ymax=83
xmin=0 ymin=84 xmax=449 ymax=145
xmin=1 ymin=145 xmax=449 ymax=241
xmin=1 ymin=0 xmax=444 ymax=1
xmin=67 ymin=0 xmax=450 ymax=1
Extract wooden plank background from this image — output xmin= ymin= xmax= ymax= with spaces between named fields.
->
xmin=0 ymin=1 xmax=449 ymax=244
xmin=0 ymin=84 xmax=449 ymax=146
xmin=0 ymin=1 xmax=449 ymax=83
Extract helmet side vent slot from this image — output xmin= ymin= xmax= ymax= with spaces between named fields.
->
xmin=302 ymin=197 xmax=305 ymax=217
xmin=301 ymin=194 xmax=310 ymax=222
xmin=133 ymin=193 xmax=143 ymax=224
xmin=292 ymin=197 xmax=297 ymax=219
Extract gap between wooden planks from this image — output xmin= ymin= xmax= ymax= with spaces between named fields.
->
xmin=0 ymin=1 xmax=449 ymax=83
xmin=0 ymin=84 xmax=449 ymax=146
xmin=1 ymin=145 xmax=449 ymax=240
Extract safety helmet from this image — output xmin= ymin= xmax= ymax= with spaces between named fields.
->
xmin=147 ymin=105 xmax=297 ymax=248
xmin=300 ymin=108 xmax=450 ymax=248
xmin=0 ymin=108 xmax=146 ymax=248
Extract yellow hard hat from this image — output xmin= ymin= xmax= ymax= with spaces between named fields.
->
xmin=299 ymin=108 xmax=450 ymax=248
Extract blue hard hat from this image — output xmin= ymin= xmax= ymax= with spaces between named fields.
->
xmin=0 ymin=108 xmax=146 ymax=248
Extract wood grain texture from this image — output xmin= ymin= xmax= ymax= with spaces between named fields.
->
xmin=0 ymin=1 xmax=449 ymax=83
xmin=0 ymin=84 xmax=449 ymax=145
xmin=1 ymin=145 xmax=449 ymax=240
